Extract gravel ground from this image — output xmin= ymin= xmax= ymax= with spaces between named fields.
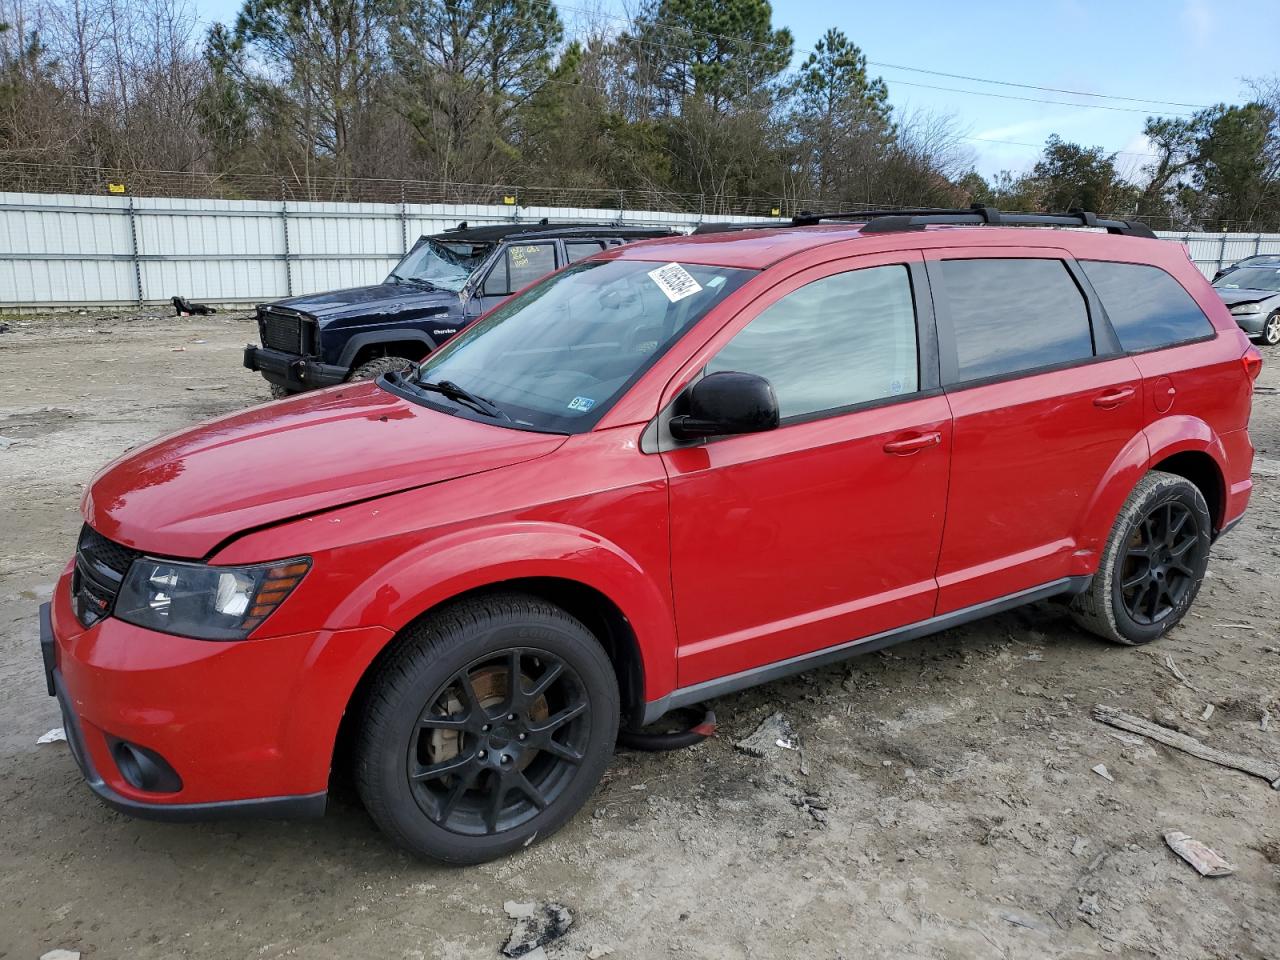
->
xmin=1 ymin=308 xmax=1278 ymax=960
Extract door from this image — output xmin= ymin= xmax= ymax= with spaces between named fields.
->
xmin=469 ymin=242 xmax=559 ymax=316
xmin=662 ymin=253 xmax=953 ymax=687
xmin=927 ymin=250 xmax=1144 ymax=614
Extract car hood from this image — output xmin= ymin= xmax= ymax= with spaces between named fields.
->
xmin=83 ymin=383 xmax=566 ymax=558
xmin=1215 ymin=287 xmax=1280 ymax=307
xmin=270 ymin=283 xmax=460 ymax=322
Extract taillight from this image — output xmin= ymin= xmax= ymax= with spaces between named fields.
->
xmin=1243 ymin=348 xmax=1263 ymax=382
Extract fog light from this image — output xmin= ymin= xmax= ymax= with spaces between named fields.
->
xmin=109 ymin=738 xmax=183 ymax=793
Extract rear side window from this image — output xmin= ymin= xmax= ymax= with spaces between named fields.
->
xmin=708 ymin=264 xmax=918 ymax=420
xmin=566 ymin=241 xmax=607 ymax=262
xmin=937 ymin=258 xmax=1093 ymax=381
xmin=1080 ymin=260 xmax=1215 ymax=352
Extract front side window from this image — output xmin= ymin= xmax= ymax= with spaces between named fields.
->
xmin=708 ymin=264 xmax=919 ymax=420
xmin=937 ymin=258 xmax=1093 ymax=381
xmin=1082 ymin=260 xmax=1215 ymax=352
xmin=485 ymin=244 xmax=556 ymax=296
xmin=413 ymin=259 xmax=755 ymax=432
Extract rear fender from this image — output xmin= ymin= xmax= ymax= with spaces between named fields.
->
xmin=1075 ymin=416 xmax=1226 ymax=573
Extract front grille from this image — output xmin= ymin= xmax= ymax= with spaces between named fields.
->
xmin=259 ymin=309 xmax=304 ymax=353
xmin=73 ymin=524 xmax=141 ymax=627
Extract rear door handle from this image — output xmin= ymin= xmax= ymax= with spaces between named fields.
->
xmin=1093 ymin=386 xmax=1136 ymax=409
xmin=883 ymin=431 xmax=942 ymax=455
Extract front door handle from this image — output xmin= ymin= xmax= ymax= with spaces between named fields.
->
xmin=1093 ymin=386 xmax=1136 ymax=409
xmin=883 ymin=431 xmax=942 ymax=456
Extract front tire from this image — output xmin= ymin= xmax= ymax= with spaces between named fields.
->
xmin=354 ymin=594 xmax=619 ymax=864
xmin=1258 ymin=311 xmax=1280 ymax=347
xmin=350 ymin=356 xmax=415 ymax=381
xmin=1071 ymin=471 xmax=1211 ymax=645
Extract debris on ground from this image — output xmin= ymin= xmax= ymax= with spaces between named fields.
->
xmin=172 ymin=295 xmax=217 ymax=316
xmin=1071 ymin=837 xmax=1089 ymax=858
xmin=1092 ymin=763 xmax=1114 ymax=782
xmin=1200 ymin=704 xmax=1215 ymax=722
xmin=792 ymin=794 xmax=829 ymax=826
xmin=1164 ymin=831 xmax=1235 ymax=877
xmin=501 ymin=901 xmax=573 ymax=958
xmin=0 ymin=435 xmax=13 ymax=450
xmin=37 ymin=727 xmax=66 ymax=744
xmin=184 ymin=383 xmax=230 ymax=391
xmin=1263 ymin=711 xmax=1271 ymax=732
xmin=1001 ymin=912 xmax=1045 ymax=931
xmin=1093 ymin=704 xmax=1280 ymax=789
xmin=39 ymin=951 xmax=80 ymax=960
xmin=734 ymin=712 xmax=799 ymax=757
xmin=586 ymin=946 xmax=614 ymax=959
xmin=1164 ymin=655 xmax=1197 ymax=690
xmin=0 ymin=321 xmax=9 ymax=333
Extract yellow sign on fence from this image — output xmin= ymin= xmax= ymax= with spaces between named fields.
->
xmin=771 ymin=207 xmax=781 ymax=217
xmin=107 ymin=182 xmax=126 ymax=194
xmin=502 ymin=195 xmax=517 ymax=205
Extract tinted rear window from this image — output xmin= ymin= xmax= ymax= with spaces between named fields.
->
xmin=1081 ymin=260 xmax=1214 ymax=352
xmin=937 ymin=258 xmax=1093 ymax=381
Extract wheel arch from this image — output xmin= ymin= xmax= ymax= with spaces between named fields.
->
xmin=330 ymin=575 xmax=652 ymax=790
xmin=337 ymin=330 xmax=437 ymax=370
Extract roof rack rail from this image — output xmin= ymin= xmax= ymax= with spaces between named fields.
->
xmin=791 ymin=205 xmax=1157 ymax=239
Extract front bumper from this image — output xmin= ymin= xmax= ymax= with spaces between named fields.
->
xmin=1230 ymin=311 xmax=1267 ymax=336
xmin=244 ymin=344 xmax=347 ymax=393
xmin=41 ymin=566 xmax=392 ymax=820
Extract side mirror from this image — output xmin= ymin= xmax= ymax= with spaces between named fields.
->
xmin=670 ymin=371 xmax=780 ymax=440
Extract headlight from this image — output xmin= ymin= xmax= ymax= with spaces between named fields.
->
xmin=1230 ymin=303 xmax=1263 ymax=315
xmin=115 ymin=557 xmax=310 ymax=640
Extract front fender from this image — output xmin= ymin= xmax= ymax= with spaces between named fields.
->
xmin=325 ymin=522 xmax=677 ymax=699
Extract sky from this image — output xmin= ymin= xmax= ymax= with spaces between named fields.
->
xmin=190 ymin=0 xmax=1280 ymax=180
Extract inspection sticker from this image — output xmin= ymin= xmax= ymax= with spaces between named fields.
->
xmin=567 ymin=396 xmax=596 ymax=412
xmin=647 ymin=262 xmax=702 ymax=303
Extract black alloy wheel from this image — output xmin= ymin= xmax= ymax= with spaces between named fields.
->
xmin=409 ymin=648 xmax=591 ymax=836
xmin=1118 ymin=500 xmax=1202 ymax=626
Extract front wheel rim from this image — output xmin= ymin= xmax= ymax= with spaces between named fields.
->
xmin=1119 ymin=501 xmax=1202 ymax=626
xmin=1266 ymin=314 xmax=1280 ymax=344
xmin=407 ymin=647 xmax=591 ymax=837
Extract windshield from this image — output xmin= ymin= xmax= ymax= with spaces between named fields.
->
xmin=411 ymin=258 xmax=756 ymax=432
xmin=389 ymin=238 xmax=494 ymax=291
xmin=1215 ymin=266 xmax=1280 ymax=292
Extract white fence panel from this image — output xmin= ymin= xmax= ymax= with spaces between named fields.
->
xmin=2 ymin=190 xmax=1279 ymax=307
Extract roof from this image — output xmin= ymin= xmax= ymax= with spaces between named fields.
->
xmin=608 ymin=222 xmax=1173 ymax=271
xmin=423 ymin=222 xmax=675 ymax=243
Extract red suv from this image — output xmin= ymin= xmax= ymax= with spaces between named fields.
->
xmin=40 ymin=208 xmax=1260 ymax=864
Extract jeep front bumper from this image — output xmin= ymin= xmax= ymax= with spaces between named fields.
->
xmin=244 ymin=344 xmax=347 ymax=393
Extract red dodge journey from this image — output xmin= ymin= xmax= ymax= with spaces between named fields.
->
xmin=40 ymin=208 xmax=1260 ymax=863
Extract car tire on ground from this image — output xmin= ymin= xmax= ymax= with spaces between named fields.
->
xmin=1259 ymin=311 xmax=1280 ymax=347
xmin=269 ymin=383 xmax=296 ymax=399
xmin=350 ymin=356 xmax=416 ymax=381
xmin=1071 ymin=471 xmax=1212 ymax=646
xmin=354 ymin=593 xmax=619 ymax=864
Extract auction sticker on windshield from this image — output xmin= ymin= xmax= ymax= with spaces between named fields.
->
xmin=648 ymin=262 xmax=703 ymax=303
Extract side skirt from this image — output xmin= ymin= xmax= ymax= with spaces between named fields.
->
xmin=641 ymin=575 xmax=1092 ymax=725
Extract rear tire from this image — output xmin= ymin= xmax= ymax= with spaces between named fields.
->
xmin=1071 ymin=471 xmax=1211 ymax=645
xmin=350 ymin=356 xmax=415 ymax=381
xmin=354 ymin=594 xmax=619 ymax=864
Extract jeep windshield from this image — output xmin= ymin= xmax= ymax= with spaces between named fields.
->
xmin=401 ymin=259 xmax=755 ymax=432
xmin=389 ymin=238 xmax=494 ymax=292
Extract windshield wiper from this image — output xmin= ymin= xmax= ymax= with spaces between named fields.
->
xmin=389 ymin=272 xmax=437 ymax=290
xmin=417 ymin=379 xmax=510 ymax=421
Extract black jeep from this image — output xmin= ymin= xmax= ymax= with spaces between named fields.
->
xmin=243 ymin=222 xmax=675 ymax=396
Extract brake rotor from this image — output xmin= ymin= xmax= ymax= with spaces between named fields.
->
xmin=428 ymin=665 xmax=550 ymax=772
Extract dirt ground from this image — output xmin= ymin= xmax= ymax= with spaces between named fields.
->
xmin=1 ymin=308 xmax=1278 ymax=960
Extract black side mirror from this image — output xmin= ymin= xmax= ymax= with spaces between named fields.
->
xmin=670 ymin=371 xmax=780 ymax=440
